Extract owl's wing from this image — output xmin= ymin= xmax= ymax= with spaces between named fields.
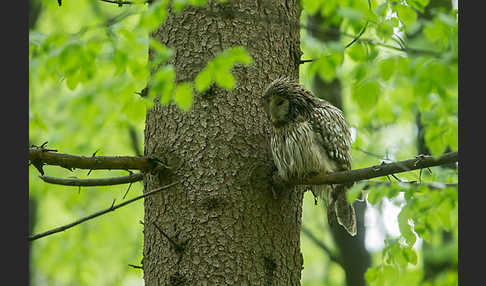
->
xmin=310 ymin=98 xmax=352 ymax=171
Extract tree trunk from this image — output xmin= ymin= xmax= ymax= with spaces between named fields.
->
xmin=308 ymin=12 xmax=371 ymax=286
xmin=142 ymin=1 xmax=304 ymax=285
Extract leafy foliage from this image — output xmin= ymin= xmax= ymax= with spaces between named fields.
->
xmin=30 ymin=0 xmax=457 ymax=285
xmin=300 ymin=0 xmax=457 ymax=285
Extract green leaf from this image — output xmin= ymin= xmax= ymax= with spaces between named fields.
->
xmin=302 ymin=0 xmax=321 ymax=14
xmin=113 ymin=49 xmax=128 ymax=75
xmin=408 ymin=0 xmax=430 ymax=13
xmin=150 ymin=39 xmax=173 ymax=65
xmin=398 ymin=208 xmax=416 ymax=247
xmin=339 ymin=7 xmax=365 ymax=22
xmin=444 ymin=123 xmax=458 ymax=150
xmin=194 ymin=46 xmax=252 ymax=92
xmin=214 ymin=71 xmax=236 ymax=90
xmin=150 ymin=65 xmax=176 ymax=104
xmin=374 ymin=2 xmax=389 ymax=17
xmin=138 ymin=0 xmax=169 ymax=32
xmin=396 ymin=4 xmax=417 ymax=26
xmin=190 ymin=0 xmax=207 ymax=5
xmin=403 ymin=247 xmax=418 ymax=265
xmin=173 ymin=82 xmax=194 ymax=111
xmin=376 ymin=20 xmax=394 ymax=40
xmin=366 ymin=186 xmax=386 ymax=205
xmin=365 ymin=267 xmax=379 ymax=283
xmin=379 ymin=58 xmax=397 ymax=81
xmin=173 ymin=0 xmax=188 ymax=11
xmin=352 ymin=63 xmax=368 ymax=83
xmin=382 ymin=265 xmax=399 ymax=282
xmin=195 ymin=68 xmax=212 ymax=92
xmin=437 ymin=201 xmax=453 ymax=230
xmin=316 ymin=52 xmax=343 ymax=82
xmin=225 ymin=46 xmax=253 ymax=65
xmin=352 ymin=80 xmax=380 ymax=109
xmin=347 ymin=42 xmax=367 ymax=62
xmin=347 ymin=181 xmax=366 ymax=203
xmin=424 ymin=18 xmax=452 ymax=49
xmin=66 ymin=71 xmax=81 ymax=90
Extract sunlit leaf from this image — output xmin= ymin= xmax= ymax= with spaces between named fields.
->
xmin=352 ymin=80 xmax=380 ymax=109
xmin=395 ymin=4 xmax=417 ymax=26
xmin=173 ymin=82 xmax=194 ymax=111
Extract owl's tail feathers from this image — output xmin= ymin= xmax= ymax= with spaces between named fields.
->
xmin=334 ymin=186 xmax=357 ymax=236
xmin=315 ymin=184 xmax=357 ymax=236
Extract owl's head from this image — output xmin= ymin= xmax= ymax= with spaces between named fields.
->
xmin=261 ymin=77 xmax=316 ymax=127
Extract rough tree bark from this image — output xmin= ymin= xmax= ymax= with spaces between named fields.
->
xmin=308 ymin=13 xmax=371 ymax=286
xmin=142 ymin=1 xmax=305 ymax=285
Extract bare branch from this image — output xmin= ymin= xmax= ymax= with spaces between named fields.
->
xmin=344 ymin=22 xmax=368 ymax=49
xmin=286 ymin=152 xmax=458 ymax=186
xmin=363 ymin=179 xmax=458 ymax=190
xmin=153 ymin=222 xmax=185 ymax=252
xmin=29 ymin=181 xmax=180 ymax=242
xmin=39 ymin=173 xmax=143 ymax=187
xmin=128 ymin=264 xmax=144 ymax=270
xmin=344 ymin=0 xmax=371 ymax=49
xmin=100 ymin=0 xmax=135 ymax=6
xmin=352 ymin=146 xmax=388 ymax=160
xmin=99 ymin=0 xmax=151 ymax=5
xmin=354 ymin=37 xmax=442 ymax=57
xmin=29 ymin=147 xmax=155 ymax=173
xmin=301 ymin=226 xmax=343 ymax=266
xmin=128 ymin=126 xmax=142 ymax=157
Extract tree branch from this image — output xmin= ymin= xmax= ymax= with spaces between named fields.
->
xmin=286 ymin=152 xmax=458 ymax=186
xmin=29 ymin=147 xmax=155 ymax=173
xmin=29 ymin=181 xmax=180 ymax=242
xmin=39 ymin=173 xmax=143 ymax=187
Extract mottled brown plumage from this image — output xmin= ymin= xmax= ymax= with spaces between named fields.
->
xmin=262 ymin=77 xmax=356 ymax=236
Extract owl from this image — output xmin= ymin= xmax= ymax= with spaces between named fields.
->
xmin=262 ymin=77 xmax=356 ymax=236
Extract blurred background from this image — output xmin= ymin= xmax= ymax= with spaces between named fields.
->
xmin=29 ymin=0 xmax=458 ymax=285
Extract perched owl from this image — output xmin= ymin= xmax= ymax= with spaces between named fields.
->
xmin=262 ymin=77 xmax=356 ymax=236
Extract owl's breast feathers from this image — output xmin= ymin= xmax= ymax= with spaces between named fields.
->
xmin=310 ymin=98 xmax=352 ymax=170
xmin=270 ymin=99 xmax=352 ymax=181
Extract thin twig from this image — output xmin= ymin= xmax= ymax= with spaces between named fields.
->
xmin=99 ymin=0 xmax=153 ymax=5
xmin=100 ymin=0 xmax=136 ymax=6
xmin=128 ymin=264 xmax=144 ymax=270
xmin=352 ymin=146 xmax=387 ymax=160
xmin=301 ymin=226 xmax=343 ymax=266
xmin=153 ymin=222 xmax=184 ymax=252
xmin=122 ymin=182 xmax=134 ymax=199
xmin=344 ymin=0 xmax=371 ymax=49
xmin=29 ymin=181 xmax=180 ymax=241
xmin=128 ymin=126 xmax=142 ymax=157
xmin=344 ymin=22 xmax=368 ymax=49
xmin=39 ymin=173 xmax=143 ymax=187
xmin=299 ymin=59 xmax=315 ymax=64
xmin=362 ymin=179 xmax=458 ymax=190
